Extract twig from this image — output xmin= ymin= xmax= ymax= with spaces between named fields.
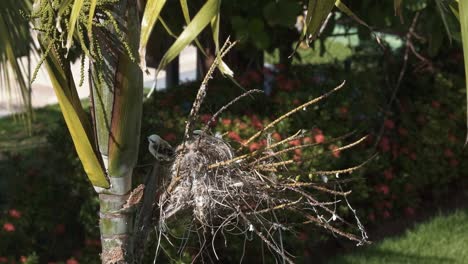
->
xmin=240 ymin=81 xmax=346 ymax=150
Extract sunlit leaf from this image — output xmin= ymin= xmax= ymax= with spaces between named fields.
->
xmin=87 ymin=0 xmax=97 ymax=34
xmin=335 ymin=0 xmax=371 ymax=29
xmin=139 ymin=0 xmax=167 ymax=67
xmin=302 ymin=0 xmax=335 ymax=42
xmin=147 ymin=0 xmax=220 ymax=97
xmin=66 ymin=0 xmax=84 ymax=53
xmin=394 ymin=0 xmax=403 ymax=16
xmin=42 ymin=43 xmax=109 ymax=188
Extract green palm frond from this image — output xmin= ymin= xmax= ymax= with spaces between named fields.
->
xmin=0 ymin=0 xmax=35 ymax=120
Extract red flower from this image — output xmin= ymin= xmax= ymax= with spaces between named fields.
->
xmin=297 ymin=232 xmax=308 ymax=241
xmin=329 ymin=145 xmax=340 ymax=158
xmin=444 ymin=149 xmax=454 ymax=158
xmin=228 ymin=131 xmax=241 ymax=142
xmin=404 ymin=207 xmax=415 ymax=217
xmin=392 ymin=144 xmax=400 ymax=159
xmin=400 ymin=147 xmax=409 ymax=155
xmin=293 ymin=154 xmax=302 ymax=162
xmin=375 ymin=184 xmax=390 ymax=195
xmin=289 ymin=139 xmax=301 ymax=146
xmin=249 ymin=142 xmax=261 ymax=152
xmin=379 ymin=137 xmax=390 ymax=152
xmin=250 ymin=115 xmax=263 ymax=129
xmin=398 ymin=127 xmax=408 ymax=136
xmin=221 ymin=118 xmax=232 ymax=126
xmin=384 ymin=201 xmax=393 ymax=209
xmin=272 ymin=133 xmax=282 ymax=141
xmin=275 ymin=64 xmax=286 ymax=71
xmin=8 ymin=209 xmax=21 ymax=219
xmin=450 ymin=159 xmax=459 ymax=167
xmin=405 ymin=183 xmax=414 ymax=192
xmin=238 ymin=122 xmax=248 ymax=130
xmin=314 ymin=134 xmax=325 ymax=144
xmin=20 ymin=256 xmax=27 ymax=263
xmin=247 ymin=70 xmax=262 ymax=83
xmin=382 ymin=210 xmax=391 ymax=219
xmin=200 ymin=114 xmax=213 ymax=124
xmin=339 ymin=107 xmax=348 ymax=116
xmin=85 ymin=239 xmax=101 ymax=247
xmin=416 ymin=115 xmax=426 ymax=125
xmin=431 ymin=100 xmax=441 ymax=109
xmin=368 ymin=212 xmax=376 ymax=222
xmin=448 ymin=134 xmax=457 ymax=143
xmin=303 ymin=137 xmax=312 ymax=144
xmin=278 ymin=79 xmax=295 ymax=91
xmin=163 ymin=133 xmax=177 ymax=142
xmin=294 ymin=149 xmax=302 ymax=156
xmin=383 ymin=169 xmax=394 ymax=180
xmin=3 ymin=222 xmax=15 ymax=232
xmin=384 ymin=119 xmax=395 ymax=129
xmin=66 ymin=258 xmax=79 ymax=264
xmin=54 ymin=224 xmax=66 ymax=235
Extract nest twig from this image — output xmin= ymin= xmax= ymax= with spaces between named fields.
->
xmin=150 ymin=39 xmax=369 ymax=263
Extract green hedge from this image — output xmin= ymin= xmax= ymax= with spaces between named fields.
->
xmin=1 ymin=47 xmax=467 ymax=263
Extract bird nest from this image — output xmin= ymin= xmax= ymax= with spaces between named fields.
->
xmin=151 ymin=40 xmax=370 ymax=263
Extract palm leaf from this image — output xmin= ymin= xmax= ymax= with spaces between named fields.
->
xmin=146 ymin=0 xmax=220 ymax=97
xmin=42 ymin=41 xmax=109 ymax=188
xmin=302 ymin=0 xmax=336 ymax=43
xmin=0 ymin=0 xmax=34 ymax=121
xmin=458 ymin=0 xmax=468 ymax=144
xmin=139 ymin=0 xmax=167 ymax=67
xmin=66 ymin=0 xmax=85 ymax=52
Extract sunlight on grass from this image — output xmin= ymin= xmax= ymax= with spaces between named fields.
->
xmin=265 ymin=39 xmax=353 ymax=66
xmin=0 ymin=105 xmax=62 ymax=151
xmin=329 ymin=209 xmax=468 ymax=264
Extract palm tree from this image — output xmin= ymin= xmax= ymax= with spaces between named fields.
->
xmin=2 ymin=0 xmax=467 ymax=263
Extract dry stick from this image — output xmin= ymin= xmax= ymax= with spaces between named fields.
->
xmin=254 ymin=160 xmax=294 ymax=170
xmin=310 ymin=185 xmax=351 ymax=196
xmin=373 ymin=12 xmax=420 ymax=150
xmin=208 ymin=130 xmax=307 ymax=170
xmin=246 ymin=199 xmax=303 ymax=215
xmin=285 ymin=187 xmax=354 ymax=227
xmin=184 ymin=38 xmax=235 ymax=141
xmin=237 ymin=209 xmax=295 ymax=264
xmin=252 ymin=133 xmax=363 ymax=166
xmin=310 ymin=154 xmax=377 ymax=176
xmin=293 ymin=209 xmax=368 ymax=245
xmin=298 ymin=135 xmax=368 ymax=165
xmin=202 ymin=89 xmax=264 ymax=133
xmin=280 ymin=180 xmax=353 ymax=197
xmin=239 ymin=81 xmax=346 ymax=151
xmin=284 ymin=178 xmax=359 ymax=189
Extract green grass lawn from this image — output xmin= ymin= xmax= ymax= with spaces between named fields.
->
xmin=329 ymin=209 xmax=468 ymax=264
xmin=0 ymin=105 xmax=62 ymax=152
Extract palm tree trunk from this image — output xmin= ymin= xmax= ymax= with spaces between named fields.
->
xmin=90 ymin=1 xmax=143 ymax=262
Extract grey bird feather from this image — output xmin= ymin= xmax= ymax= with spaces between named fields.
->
xmin=148 ymin=134 xmax=174 ymax=161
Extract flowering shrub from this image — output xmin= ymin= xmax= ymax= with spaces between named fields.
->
xmin=0 ymin=123 xmax=102 ymax=263
xmin=2 ymin=49 xmax=467 ymax=261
